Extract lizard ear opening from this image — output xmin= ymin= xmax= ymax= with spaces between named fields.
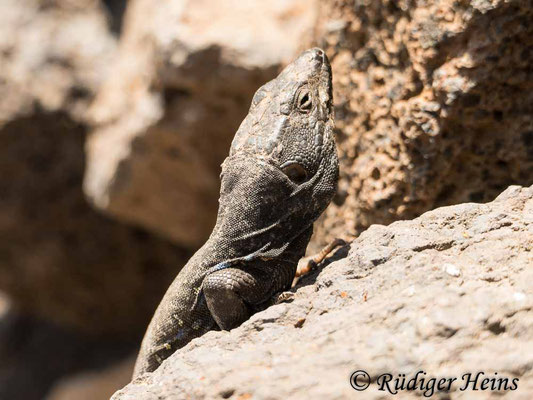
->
xmin=281 ymin=163 xmax=308 ymax=184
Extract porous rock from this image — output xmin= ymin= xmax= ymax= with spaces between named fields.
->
xmin=113 ymin=186 xmax=533 ymax=399
xmin=311 ymin=0 xmax=533 ymax=247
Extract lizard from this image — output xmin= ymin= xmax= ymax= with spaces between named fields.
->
xmin=133 ymin=48 xmax=339 ymax=378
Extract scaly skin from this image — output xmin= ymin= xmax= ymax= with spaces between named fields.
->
xmin=133 ymin=48 xmax=339 ymax=378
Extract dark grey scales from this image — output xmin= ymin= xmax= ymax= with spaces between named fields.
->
xmin=133 ymin=48 xmax=339 ymax=377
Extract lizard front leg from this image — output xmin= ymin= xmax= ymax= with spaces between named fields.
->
xmin=202 ymin=264 xmax=294 ymax=330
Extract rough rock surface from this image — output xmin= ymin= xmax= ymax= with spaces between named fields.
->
xmin=84 ymin=0 xmax=319 ymax=248
xmin=311 ymin=0 xmax=533 ymax=248
xmin=0 ymin=0 xmax=189 ymax=336
xmin=113 ymin=185 xmax=532 ymax=399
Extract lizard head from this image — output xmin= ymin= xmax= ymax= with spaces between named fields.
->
xmin=230 ymin=47 xmax=335 ymax=184
xmin=213 ymin=48 xmax=338 ymax=257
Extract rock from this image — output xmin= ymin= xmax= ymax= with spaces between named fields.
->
xmin=442 ymin=263 xmax=461 ymax=277
xmin=0 ymin=111 xmax=189 ymax=336
xmin=84 ymin=0 xmax=319 ymax=248
xmin=112 ymin=185 xmax=533 ymax=399
xmin=0 ymin=0 xmax=116 ymax=122
xmin=309 ymin=0 xmax=533 ymax=248
xmin=0 ymin=0 xmax=189 ymax=336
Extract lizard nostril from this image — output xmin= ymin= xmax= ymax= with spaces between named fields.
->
xmin=309 ymin=48 xmax=324 ymax=63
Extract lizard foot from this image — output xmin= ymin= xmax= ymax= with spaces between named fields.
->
xmin=292 ymin=238 xmax=349 ymax=286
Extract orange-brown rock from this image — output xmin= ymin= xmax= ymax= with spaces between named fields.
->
xmin=311 ymin=0 xmax=532 ymax=247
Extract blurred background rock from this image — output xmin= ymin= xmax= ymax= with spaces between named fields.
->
xmin=0 ymin=0 xmax=530 ymax=398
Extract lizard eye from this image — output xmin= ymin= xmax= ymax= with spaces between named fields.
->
xmin=296 ymin=90 xmax=312 ymax=113
xmin=281 ymin=163 xmax=308 ymax=184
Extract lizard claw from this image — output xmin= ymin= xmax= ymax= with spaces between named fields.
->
xmin=292 ymin=238 xmax=349 ymax=286
xmin=274 ymin=291 xmax=295 ymax=304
